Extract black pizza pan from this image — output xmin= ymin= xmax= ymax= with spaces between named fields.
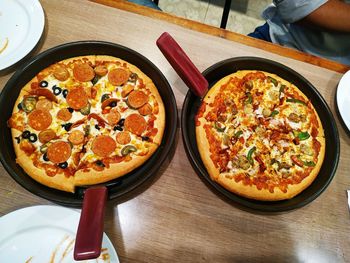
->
xmin=0 ymin=41 xmax=178 ymax=207
xmin=0 ymin=41 xmax=178 ymax=259
xmin=157 ymin=33 xmax=340 ymax=212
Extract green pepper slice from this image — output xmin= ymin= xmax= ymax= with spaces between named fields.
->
xmin=121 ymin=145 xmax=137 ymax=156
xmin=279 ymin=84 xmax=286 ymax=93
xmin=214 ymin=121 xmax=226 ymax=132
xmin=286 ymin=98 xmax=307 ymax=106
xmin=268 ymin=76 xmax=278 ymax=86
xmin=21 ymin=96 xmax=38 ymax=113
xmin=40 ymin=143 xmax=48 ymax=154
xmin=293 ymin=131 xmax=310 ymax=141
xmin=80 ymin=103 xmax=91 ymax=115
xmin=303 ymin=161 xmax=316 ymax=167
xmin=244 ymin=92 xmax=253 ymax=104
xmin=234 ymin=130 xmax=243 ymax=138
xmin=270 ymin=110 xmax=279 ymax=117
xmin=101 ymin=94 xmax=110 ymax=103
xmin=247 ymin=146 xmax=256 ymax=165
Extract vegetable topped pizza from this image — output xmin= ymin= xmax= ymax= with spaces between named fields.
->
xmin=195 ymin=70 xmax=325 ymax=201
xmin=8 ymin=55 xmax=165 ymax=192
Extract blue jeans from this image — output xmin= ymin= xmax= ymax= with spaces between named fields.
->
xmin=127 ymin=0 xmax=161 ymax=10
xmin=248 ymin=23 xmax=271 ymax=42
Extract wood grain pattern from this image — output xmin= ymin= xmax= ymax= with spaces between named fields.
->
xmin=0 ymin=0 xmax=349 ymax=262
xmin=91 ymin=0 xmax=350 ymax=74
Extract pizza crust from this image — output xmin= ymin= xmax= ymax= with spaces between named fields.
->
xmin=74 ymin=143 xmax=158 ymax=186
xmin=60 ymin=55 xmax=96 ymax=67
xmin=196 ymin=123 xmax=220 ymax=181
xmin=16 ymin=154 xmax=75 ymax=192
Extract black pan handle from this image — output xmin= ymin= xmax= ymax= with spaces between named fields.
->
xmin=156 ymin=32 xmax=208 ymax=98
xmin=74 ymin=186 xmax=107 ymax=260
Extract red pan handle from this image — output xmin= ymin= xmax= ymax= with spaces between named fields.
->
xmin=74 ymin=186 xmax=107 ymax=260
xmin=156 ymin=32 xmax=208 ymax=98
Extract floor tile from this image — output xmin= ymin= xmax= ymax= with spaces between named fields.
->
xmin=226 ymin=11 xmax=264 ymax=35
xmin=157 ymin=0 xmax=269 ymax=35
xmin=203 ymin=0 xmax=225 ymax=28
xmin=158 ymin=0 xmax=210 ymax=23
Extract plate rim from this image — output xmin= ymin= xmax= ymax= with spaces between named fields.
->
xmin=0 ymin=205 xmax=119 ymax=262
xmin=181 ymin=56 xmax=340 ymax=212
xmin=336 ymin=70 xmax=350 ymax=131
xmin=0 ymin=0 xmax=45 ymax=70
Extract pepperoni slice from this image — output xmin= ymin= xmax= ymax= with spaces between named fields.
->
xmin=36 ymin=98 xmax=53 ymax=111
xmin=73 ymin=63 xmax=95 ymax=82
xmin=66 ymin=88 xmax=88 ymax=110
xmin=138 ymin=103 xmax=152 ymax=116
xmin=94 ymin=65 xmax=108 ymax=76
xmin=38 ymin=129 xmax=56 ymax=143
xmin=124 ymin=114 xmax=147 ymax=136
xmin=106 ymin=108 xmax=121 ymax=125
xmin=127 ymin=90 xmax=148 ymax=109
xmin=28 ymin=109 xmax=52 ymax=131
xmin=47 ymin=141 xmax=72 ymax=164
xmin=91 ymin=135 xmax=116 ymax=157
xmin=68 ymin=130 xmax=85 ymax=145
xmin=108 ymin=68 xmax=129 ymax=86
xmin=53 ymin=65 xmax=70 ymax=81
xmin=57 ymin=108 xmax=72 ymax=121
xmin=116 ymin=131 xmax=131 ymax=145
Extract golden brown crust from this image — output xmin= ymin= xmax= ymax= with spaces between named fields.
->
xmin=16 ymin=154 xmax=75 ymax=193
xmin=217 ymin=174 xmax=295 ymax=201
xmin=59 ymin=55 xmax=96 ymax=67
xmin=196 ymin=124 xmax=220 ymax=181
xmin=196 ymin=70 xmax=325 ymax=201
xmin=74 ymin=143 xmax=158 ymax=186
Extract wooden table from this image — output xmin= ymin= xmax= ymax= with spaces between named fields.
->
xmin=0 ymin=0 xmax=349 ymax=262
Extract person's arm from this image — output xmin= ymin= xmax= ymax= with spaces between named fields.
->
xmin=300 ymin=0 xmax=350 ymax=32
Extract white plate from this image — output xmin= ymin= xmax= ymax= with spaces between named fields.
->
xmin=0 ymin=205 xmax=119 ymax=263
xmin=0 ymin=0 xmax=45 ymax=70
xmin=336 ymin=70 xmax=350 ymax=131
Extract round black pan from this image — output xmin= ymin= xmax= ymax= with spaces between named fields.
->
xmin=0 ymin=41 xmax=178 ymax=207
xmin=182 ymin=57 xmax=340 ymax=212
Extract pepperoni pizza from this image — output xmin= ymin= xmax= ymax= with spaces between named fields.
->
xmin=8 ymin=55 xmax=165 ymax=192
xmin=196 ymin=70 xmax=325 ymax=201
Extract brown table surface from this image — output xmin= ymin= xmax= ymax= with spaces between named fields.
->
xmin=0 ymin=0 xmax=349 ymax=262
